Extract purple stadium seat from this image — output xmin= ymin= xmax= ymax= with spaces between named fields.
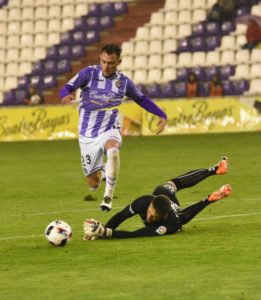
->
xmin=233 ymin=79 xmax=249 ymax=95
xmin=73 ymin=30 xmax=100 ymax=45
xmin=192 ymin=23 xmax=205 ymax=37
xmin=221 ymin=21 xmax=236 ymax=35
xmin=191 ymin=67 xmax=205 ymax=81
xmin=100 ymin=15 xmax=114 ymax=29
xmin=114 ymin=2 xmax=128 ymax=15
xmin=222 ymin=80 xmax=234 ymax=95
xmin=86 ymin=30 xmax=100 ymax=44
xmin=14 ymin=89 xmax=27 ymax=104
xmin=57 ymin=60 xmax=71 ymax=74
xmin=74 ymin=17 xmax=87 ymax=30
xmin=199 ymin=82 xmax=209 ymax=97
xmin=3 ymin=91 xmax=16 ymax=105
xmin=100 ymin=3 xmax=115 ymax=15
xmin=60 ymin=32 xmax=75 ymax=46
xmin=30 ymin=75 xmax=43 ymax=88
xmin=44 ymin=60 xmax=58 ymax=75
xmin=161 ymin=82 xmax=175 ymax=98
xmin=31 ymin=61 xmax=45 ymax=75
xmin=73 ymin=31 xmax=87 ymax=45
xmin=176 ymin=38 xmax=190 ymax=53
xmin=176 ymin=68 xmax=189 ymax=81
xmin=17 ymin=76 xmax=30 ymax=89
xmin=58 ymin=45 xmax=72 ymax=59
xmin=88 ymin=3 xmax=101 ymax=16
xmin=146 ymin=83 xmax=162 ymax=98
xmin=40 ymin=75 xmax=57 ymax=90
xmin=174 ymin=82 xmax=186 ymax=98
xmin=219 ymin=65 xmax=235 ymax=79
xmin=72 ymin=45 xmax=85 ymax=58
xmin=204 ymin=66 xmax=219 ymax=80
xmin=46 ymin=46 xmax=60 ymax=59
xmin=190 ymin=37 xmax=205 ymax=51
xmin=205 ymin=22 xmax=221 ymax=36
xmin=86 ymin=16 xmax=100 ymax=29
xmin=205 ymin=36 xmax=221 ymax=51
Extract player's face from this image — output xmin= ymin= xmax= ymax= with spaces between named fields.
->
xmin=146 ymin=204 xmax=162 ymax=224
xmin=100 ymin=52 xmax=121 ymax=77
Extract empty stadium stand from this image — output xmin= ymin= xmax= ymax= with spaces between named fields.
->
xmin=0 ymin=0 xmax=261 ymax=105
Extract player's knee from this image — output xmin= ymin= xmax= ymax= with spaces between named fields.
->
xmin=163 ymin=181 xmax=177 ymax=193
xmin=87 ymin=174 xmax=102 ymax=191
xmin=107 ymin=147 xmax=120 ymax=160
xmin=152 ymin=182 xmax=177 ymax=196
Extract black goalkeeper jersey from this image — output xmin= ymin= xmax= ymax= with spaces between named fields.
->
xmin=105 ymin=195 xmax=182 ymax=238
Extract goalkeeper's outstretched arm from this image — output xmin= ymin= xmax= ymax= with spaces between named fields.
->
xmin=105 ymin=205 xmax=134 ymax=229
xmin=110 ymin=226 xmax=161 ymax=238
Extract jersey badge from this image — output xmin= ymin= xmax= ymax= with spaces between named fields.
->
xmin=156 ymin=226 xmax=167 ymax=235
xmin=115 ymin=80 xmax=121 ymax=88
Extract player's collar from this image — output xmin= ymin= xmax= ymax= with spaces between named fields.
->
xmin=99 ymin=66 xmax=120 ymax=79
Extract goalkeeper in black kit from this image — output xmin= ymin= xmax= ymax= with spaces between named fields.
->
xmin=83 ymin=157 xmax=232 ymax=240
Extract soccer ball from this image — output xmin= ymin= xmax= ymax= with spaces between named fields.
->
xmin=45 ymin=220 xmax=72 ymax=247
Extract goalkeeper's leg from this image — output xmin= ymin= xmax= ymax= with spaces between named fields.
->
xmin=178 ymin=184 xmax=232 ymax=225
xmin=169 ymin=157 xmax=229 ymax=192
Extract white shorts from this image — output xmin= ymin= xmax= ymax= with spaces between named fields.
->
xmin=79 ymin=128 xmax=122 ymax=177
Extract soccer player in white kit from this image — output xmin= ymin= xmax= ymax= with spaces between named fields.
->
xmin=59 ymin=44 xmax=167 ymax=211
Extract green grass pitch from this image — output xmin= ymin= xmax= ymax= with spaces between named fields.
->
xmin=0 ymin=132 xmax=260 ymax=300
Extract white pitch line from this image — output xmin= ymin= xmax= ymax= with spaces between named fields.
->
xmin=0 ymin=234 xmax=44 ymax=241
xmin=185 ymin=197 xmax=260 ymax=205
xmin=0 ymin=197 xmax=260 ymax=219
xmin=241 ymin=198 xmax=260 ymax=201
xmin=0 ymin=206 xmax=124 ymax=218
xmin=0 ymin=211 xmax=260 ymax=242
xmin=193 ymin=211 xmax=261 ymax=221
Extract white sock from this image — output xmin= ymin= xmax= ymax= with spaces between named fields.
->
xmin=102 ymin=164 xmax=106 ymax=181
xmin=104 ymin=148 xmax=120 ymax=200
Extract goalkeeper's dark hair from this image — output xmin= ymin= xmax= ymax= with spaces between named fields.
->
xmin=101 ymin=43 xmax=122 ymax=58
xmin=151 ymin=195 xmax=171 ymax=217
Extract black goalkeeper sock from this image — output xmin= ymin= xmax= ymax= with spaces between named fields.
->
xmin=171 ymin=168 xmax=216 ymax=191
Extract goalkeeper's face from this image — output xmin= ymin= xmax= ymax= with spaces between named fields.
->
xmin=100 ymin=52 xmax=122 ymax=77
xmin=146 ymin=204 xmax=163 ymax=224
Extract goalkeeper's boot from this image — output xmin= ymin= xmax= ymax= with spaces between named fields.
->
xmin=215 ymin=156 xmax=229 ymax=175
xmin=100 ymin=196 xmax=112 ymax=211
xmin=208 ymin=184 xmax=232 ymax=202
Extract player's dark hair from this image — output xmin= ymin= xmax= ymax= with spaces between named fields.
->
xmin=101 ymin=44 xmax=122 ymax=58
xmin=152 ymin=195 xmax=171 ymax=218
